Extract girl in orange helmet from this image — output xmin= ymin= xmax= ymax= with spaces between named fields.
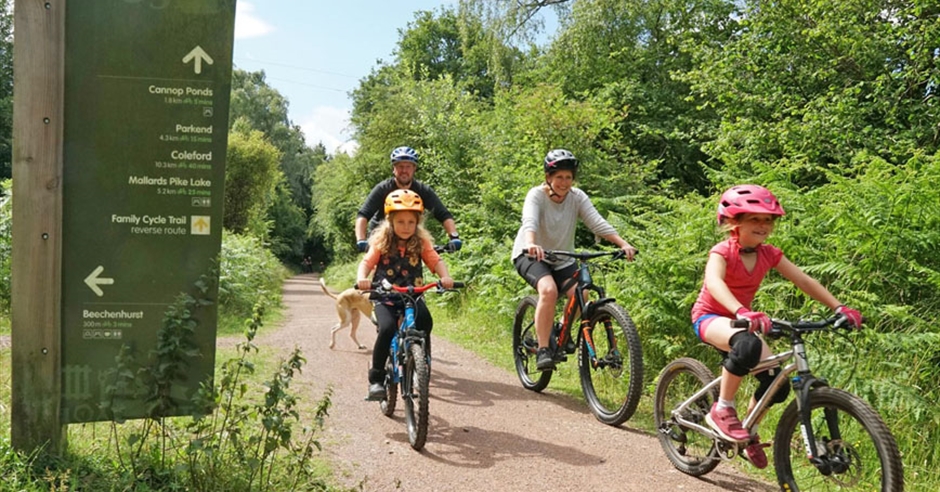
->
xmin=357 ymin=189 xmax=454 ymax=400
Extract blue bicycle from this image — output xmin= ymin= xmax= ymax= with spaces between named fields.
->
xmin=367 ymin=278 xmax=463 ymax=450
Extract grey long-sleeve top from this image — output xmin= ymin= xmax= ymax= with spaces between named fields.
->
xmin=510 ymin=185 xmax=617 ymax=269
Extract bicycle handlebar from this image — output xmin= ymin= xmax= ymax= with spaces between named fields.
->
xmin=543 ymin=249 xmax=635 ymax=262
xmin=731 ymin=314 xmax=852 ymax=336
xmin=365 ymin=279 xmax=465 ymax=295
xmin=772 ymin=314 xmax=847 ymax=331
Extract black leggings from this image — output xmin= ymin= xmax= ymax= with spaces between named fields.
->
xmin=371 ymin=300 xmax=433 ymax=374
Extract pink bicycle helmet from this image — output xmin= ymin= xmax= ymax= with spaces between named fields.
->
xmin=716 ymin=185 xmax=785 ymax=224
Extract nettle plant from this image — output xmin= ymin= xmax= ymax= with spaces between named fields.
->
xmin=100 ymin=271 xmax=332 ymax=491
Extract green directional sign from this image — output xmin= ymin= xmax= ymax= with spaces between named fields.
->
xmin=60 ymin=0 xmax=236 ymax=423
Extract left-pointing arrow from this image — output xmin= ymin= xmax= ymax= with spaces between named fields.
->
xmin=84 ymin=265 xmax=114 ymax=297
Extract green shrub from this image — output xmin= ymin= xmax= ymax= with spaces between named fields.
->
xmin=0 ymin=179 xmax=10 ymax=315
xmin=218 ymin=230 xmax=288 ymax=320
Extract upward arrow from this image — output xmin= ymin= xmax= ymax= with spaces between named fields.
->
xmin=182 ymin=46 xmax=214 ymax=75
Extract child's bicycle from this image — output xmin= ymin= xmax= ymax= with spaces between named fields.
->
xmin=653 ymin=314 xmax=903 ymax=491
xmin=367 ymin=278 xmax=464 ymax=451
xmin=512 ymin=249 xmax=643 ymax=426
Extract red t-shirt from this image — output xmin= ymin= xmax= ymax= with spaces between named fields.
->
xmin=690 ymin=238 xmax=783 ymax=322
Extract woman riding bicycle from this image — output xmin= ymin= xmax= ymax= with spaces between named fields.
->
xmin=357 ymin=189 xmax=454 ymax=401
xmin=511 ymin=148 xmax=637 ymax=372
xmin=691 ymin=184 xmax=863 ymax=469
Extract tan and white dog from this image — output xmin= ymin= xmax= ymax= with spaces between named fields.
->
xmin=320 ymin=278 xmax=373 ymax=350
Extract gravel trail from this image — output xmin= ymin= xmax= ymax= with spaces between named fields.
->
xmin=246 ymin=273 xmax=775 ymax=492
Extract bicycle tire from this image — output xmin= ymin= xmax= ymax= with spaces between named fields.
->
xmin=512 ymin=295 xmax=552 ymax=391
xmin=653 ymin=357 xmax=721 ymax=477
xmin=774 ymin=386 xmax=904 ymax=491
xmin=578 ymin=302 xmax=644 ymax=425
xmin=380 ymin=354 xmax=397 ymax=417
xmin=403 ymin=343 xmax=430 ymax=450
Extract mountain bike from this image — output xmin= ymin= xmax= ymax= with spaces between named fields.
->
xmin=368 ymin=278 xmax=463 ymax=451
xmin=654 ymin=315 xmax=903 ymax=491
xmin=512 ymin=249 xmax=643 ymax=426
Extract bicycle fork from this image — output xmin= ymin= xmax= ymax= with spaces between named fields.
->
xmin=777 ymin=340 xmax=847 ymax=476
xmin=580 ymin=316 xmax=621 ymax=370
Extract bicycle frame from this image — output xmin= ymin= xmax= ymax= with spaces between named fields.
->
xmin=388 ymin=292 xmax=426 ymax=384
xmin=548 ymin=251 xmax=621 ymax=365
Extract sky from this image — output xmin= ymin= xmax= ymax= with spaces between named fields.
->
xmin=232 ymin=1 xmax=459 ymax=155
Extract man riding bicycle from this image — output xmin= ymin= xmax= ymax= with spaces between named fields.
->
xmin=355 ymin=146 xmax=462 ymax=253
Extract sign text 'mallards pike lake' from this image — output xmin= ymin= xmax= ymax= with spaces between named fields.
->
xmin=61 ymin=1 xmax=236 ymax=423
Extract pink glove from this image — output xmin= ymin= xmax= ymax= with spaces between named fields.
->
xmin=736 ymin=307 xmax=771 ymax=335
xmin=836 ymin=305 xmax=863 ymax=329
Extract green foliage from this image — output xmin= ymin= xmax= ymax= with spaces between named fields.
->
xmin=545 ymin=0 xmax=738 ymax=192
xmin=311 ymin=152 xmax=375 ymax=259
xmin=180 ymin=305 xmax=332 ymax=491
xmin=0 ymin=179 xmax=9 ymax=314
xmin=229 ymin=69 xmax=328 ymax=266
xmin=265 ymin=181 xmax=308 ymax=264
xmin=218 ymin=231 xmax=288 ymax=320
xmin=685 ymin=0 xmax=940 ymax=183
xmin=223 ymin=129 xmax=282 ymax=234
xmin=0 ymin=0 xmax=12 ymax=181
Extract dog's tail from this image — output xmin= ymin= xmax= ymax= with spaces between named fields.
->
xmin=319 ymin=278 xmax=339 ymax=300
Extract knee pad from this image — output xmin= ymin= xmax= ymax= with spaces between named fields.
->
xmin=722 ymin=331 xmax=762 ymax=377
xmin=754 ymin=369 xmax=790 ymax=405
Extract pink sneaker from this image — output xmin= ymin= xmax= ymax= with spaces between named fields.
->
xmin=705 ymin=403 xmax=751 ymax=442
xmin=745 ymin=436 xmax=770 ymax=469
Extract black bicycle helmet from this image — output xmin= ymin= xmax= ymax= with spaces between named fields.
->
xmin=544 ymin=148 xmax=579 ymax=175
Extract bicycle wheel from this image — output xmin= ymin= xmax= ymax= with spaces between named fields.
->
xmin=774 ymin=386 xmax=904 ymax=491
xmin=512 ymin=295 xmax=552 ymax=392
xmin=653 ymin=357 xmax=721 ymax=477
xmin=380 ymin=354 xmax=397 ymax=417
xmin=578 ymin=302 xmax=643 ymax=425
xmin=403 ymin=342 xmax=430 ymax=450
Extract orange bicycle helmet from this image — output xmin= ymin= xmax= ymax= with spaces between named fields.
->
xmin=384 ymin=189 xmax=424 ymax=215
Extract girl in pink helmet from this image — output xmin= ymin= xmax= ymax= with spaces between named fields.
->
xmin=690 ymin=184 xmax=863 ymax=469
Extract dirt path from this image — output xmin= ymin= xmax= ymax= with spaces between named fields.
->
xmin=249 ymin=274 xmax=776 ymax=491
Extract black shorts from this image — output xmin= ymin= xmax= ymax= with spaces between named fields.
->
xmin=513 ymin=255 xmax=578 ymax=293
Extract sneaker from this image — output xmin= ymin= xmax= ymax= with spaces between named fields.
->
xmin=366 ymin=382 xmax=385 ymax=401
xmin=536 ymin=347 xmax=555 ymax=371
xmin=744 ymin=436 xmax=769 ymax=469
xmin=705 ymin=403 xmax=751 ymax=442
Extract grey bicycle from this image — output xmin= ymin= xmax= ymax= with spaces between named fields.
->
xmin=654 ymin=314 xmax=903 ymax=491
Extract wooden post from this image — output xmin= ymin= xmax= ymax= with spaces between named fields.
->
xmin=11 ymin=0 xmax=66 ymax=453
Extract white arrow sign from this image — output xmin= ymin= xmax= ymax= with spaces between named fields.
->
xmin=84 ymin=265 xmax=114 ymax=297
xmin=182 ymin=46 xmax=213 ymax=75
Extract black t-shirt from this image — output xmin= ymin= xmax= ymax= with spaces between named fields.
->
xmin=357 ymin=178 xmax=453 ymax=232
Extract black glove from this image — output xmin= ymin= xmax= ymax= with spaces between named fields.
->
xmin=356 ymin=240 xmax=368 ymax=253
xmin=445 ymin=238 xmax=462 ymax=252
